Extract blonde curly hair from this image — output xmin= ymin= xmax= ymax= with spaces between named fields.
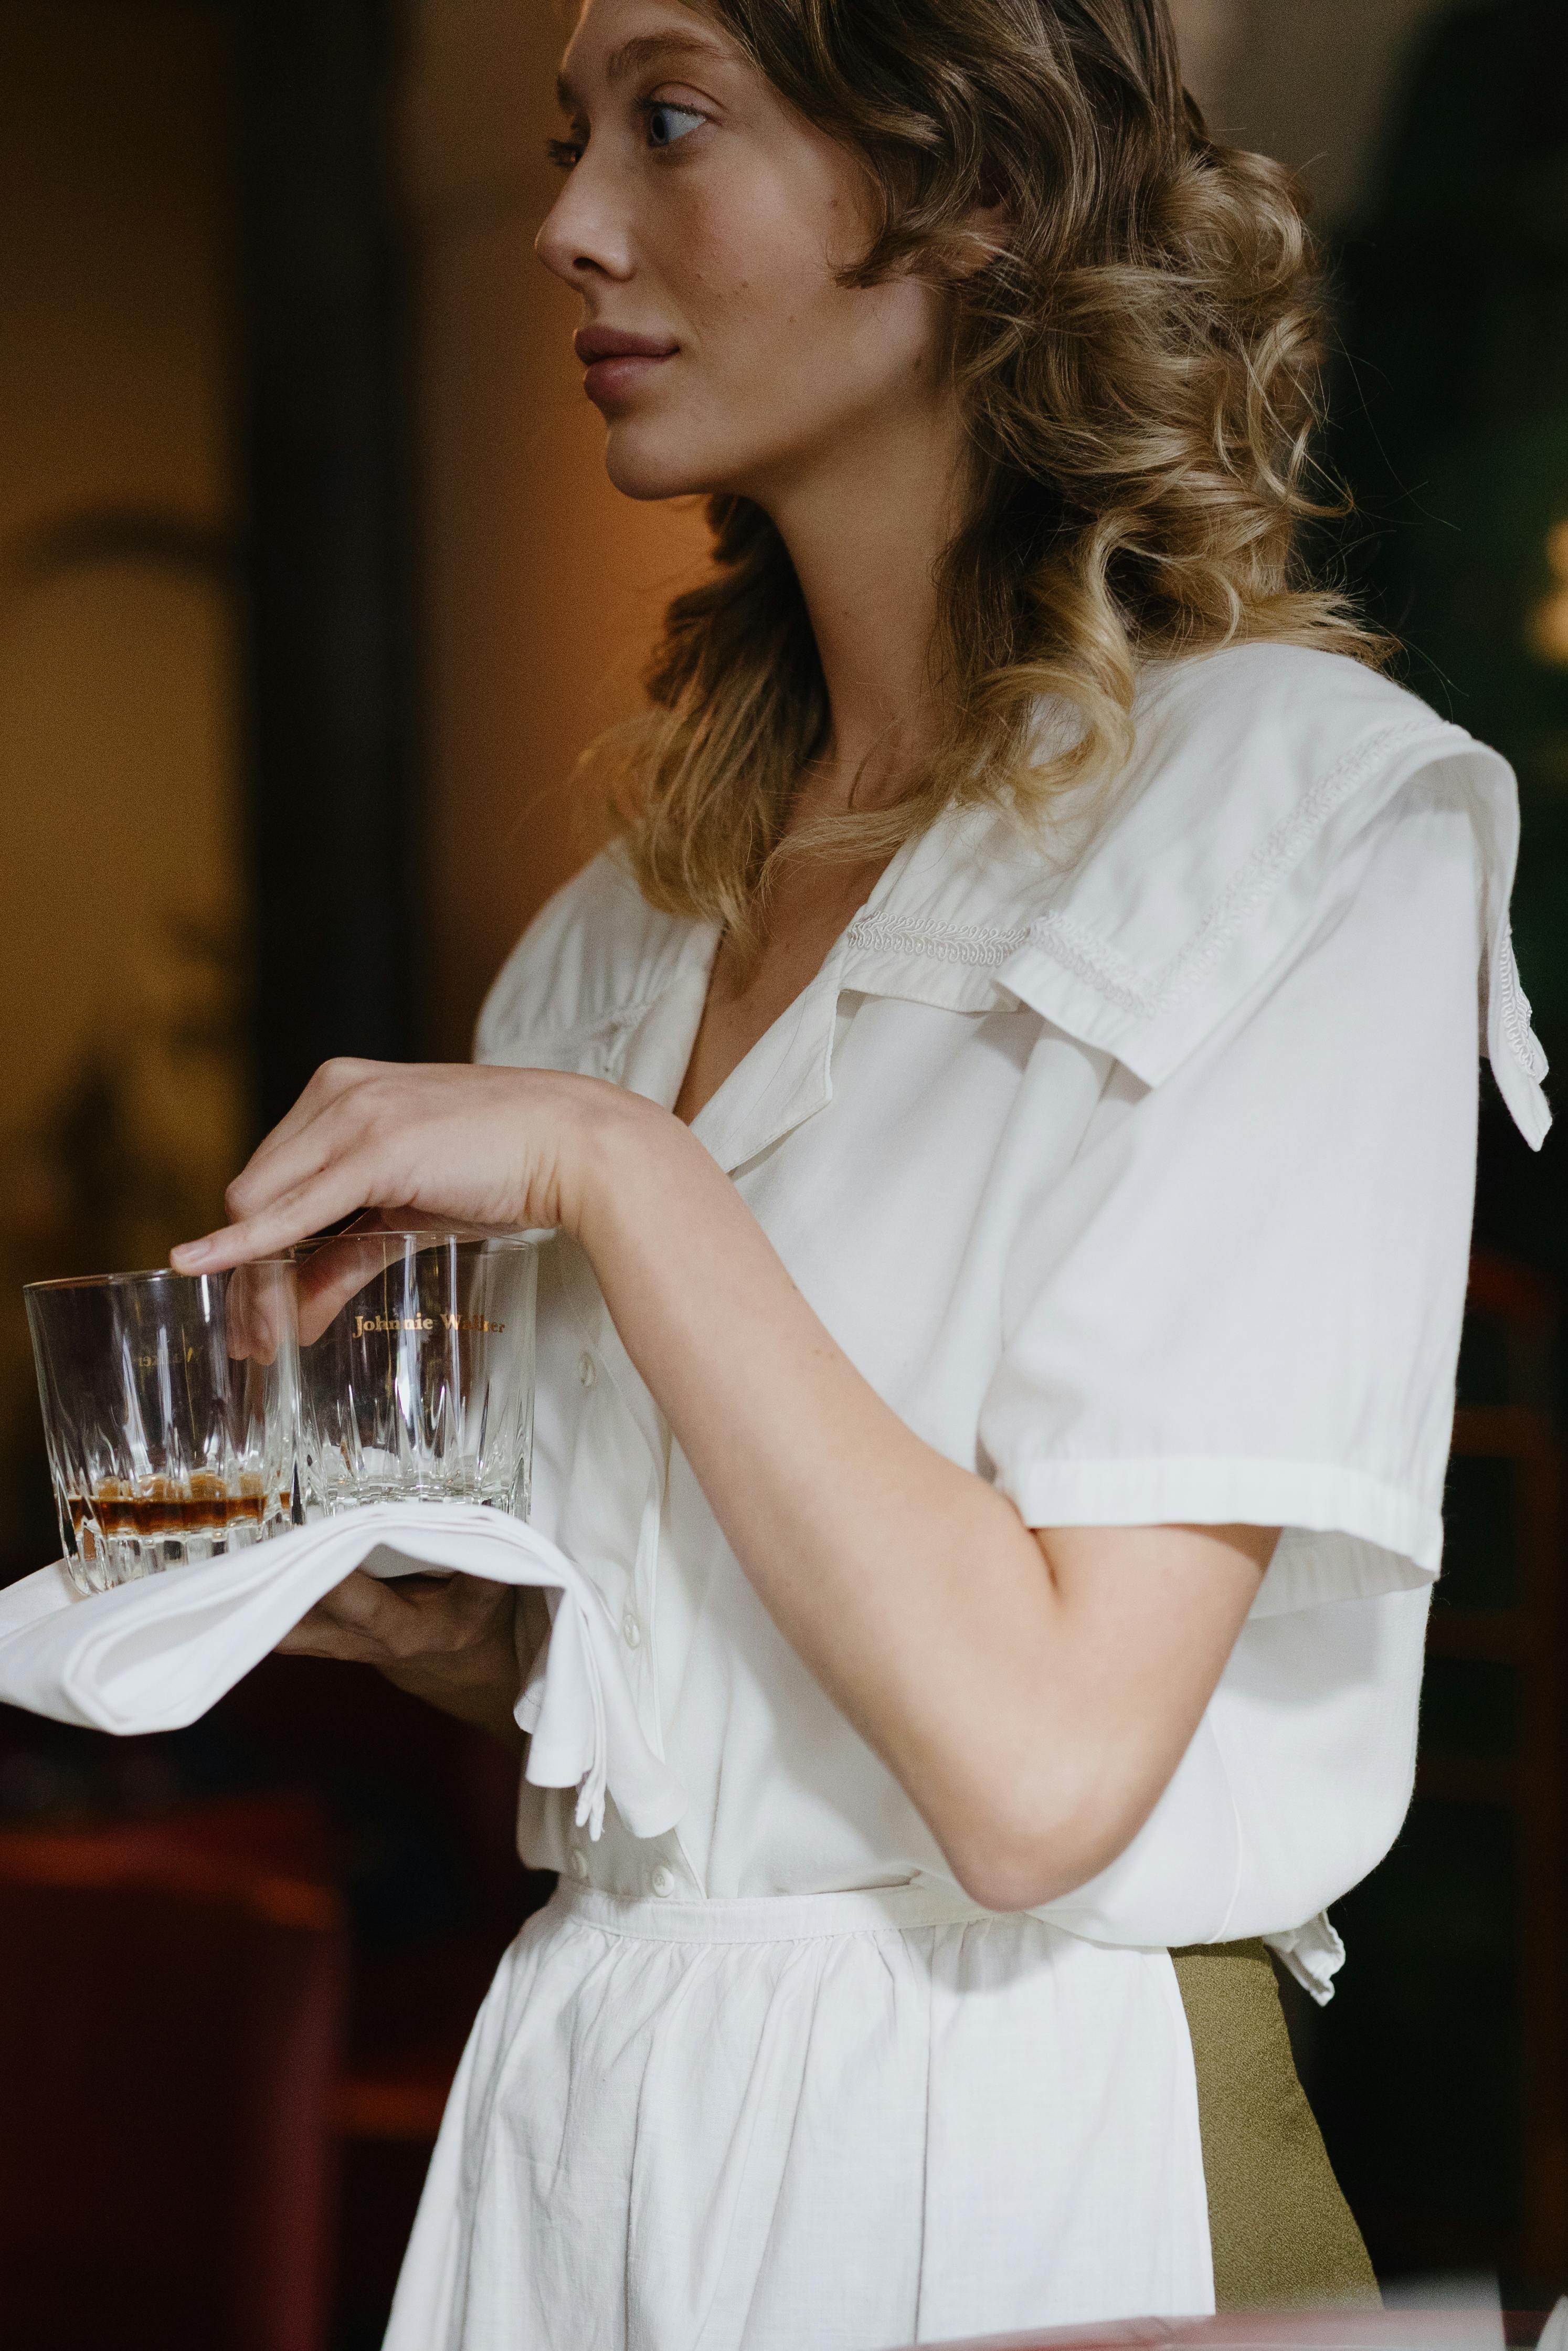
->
xmin=597 ymin=0 xmax=1381 ymax=945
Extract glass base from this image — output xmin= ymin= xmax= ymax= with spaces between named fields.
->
xmin=311 ymin=1473 xmax=528 ymax=1517
xmin=63 ymin=1506 xmax=293 ymax=1596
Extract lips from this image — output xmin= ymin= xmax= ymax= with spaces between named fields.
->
xmin=574 ymin=324 xmax=678 ymax=408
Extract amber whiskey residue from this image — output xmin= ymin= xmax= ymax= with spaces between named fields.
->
xmin=69 ymin=1472 xmax=289 ymax=1551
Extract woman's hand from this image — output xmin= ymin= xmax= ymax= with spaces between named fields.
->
xmin=176 ymin=1052 xmax=1273 ymax=1914
xmin=278 ymin=1568 xmax=549 ymax=1750
xmin=169 ymin=1058 xmax=659 ymax=1275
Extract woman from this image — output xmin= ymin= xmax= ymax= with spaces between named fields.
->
xmin=174 ymin=0 xmax=1550 ymax=2340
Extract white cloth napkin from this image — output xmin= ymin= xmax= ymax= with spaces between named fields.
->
xmin=0 ymin=1505 xmax=686 ymax=1842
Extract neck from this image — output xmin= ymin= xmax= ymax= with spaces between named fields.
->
xmin=758 ymin=395 xmax=971 ymax=823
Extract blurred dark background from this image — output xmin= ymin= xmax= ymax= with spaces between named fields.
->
xmin=0 ymin=1 xmax=1564 ymax=2344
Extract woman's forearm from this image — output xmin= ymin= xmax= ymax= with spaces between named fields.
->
xmin=380 ymin=1651 xmax=527 ymax=1749
xmin=577 ymin=1104 xmax=1270 ymax=1910
xmin=378 ymin=1582 xmax=555 ymax=1748
xmin=169 ymin=1056 xmax=1268 ymax=1904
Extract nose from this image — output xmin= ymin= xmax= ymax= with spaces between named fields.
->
xmin=535 ymin=154 xmax=634 ymax=288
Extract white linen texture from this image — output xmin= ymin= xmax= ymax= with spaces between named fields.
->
xmin=983 ymin=767 xmax=1482 ymax=1598
xmin=478 ymin=648 xmax=1546 ymax=1964
xmin=384 ymin=1882 xmax=1211 ymax=2351
xmin=0 ymin=1505 xmax=684 ymax=1841
xmin=412 ymin=645 xmax=1550 ymax=2349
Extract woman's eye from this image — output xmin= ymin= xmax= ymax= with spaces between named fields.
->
xmin=545 ymin=137 xmax=585 ymax=171
xmin=643 ymin=101 xmax=707 ymax=151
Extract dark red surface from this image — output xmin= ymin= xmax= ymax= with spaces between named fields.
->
xmin=0 ymin=1795 xmax=348 ymax=2351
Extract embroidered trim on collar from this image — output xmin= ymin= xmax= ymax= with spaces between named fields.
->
xmin=1496 ymin=933 xmax=1549 ymax=1081
xmin=844 ymin=913 xmax=1029 ymax=969
xmin=1021 ymin=717 xmax=1438 ymax=1021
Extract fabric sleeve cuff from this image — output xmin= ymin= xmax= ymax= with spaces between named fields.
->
xmin=999 ymin=1454 xmax=1441 ymax=1614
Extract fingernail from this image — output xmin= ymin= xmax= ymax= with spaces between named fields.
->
xmin=171 ymin=1240 xmax=213 ymax=1271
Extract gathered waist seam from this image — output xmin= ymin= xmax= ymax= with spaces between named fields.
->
xmin=544 ymin=1876 xmax=999 ymax=1945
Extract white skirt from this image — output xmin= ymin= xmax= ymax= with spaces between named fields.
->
xmin=384 ymin=1879 xmax=1214 ymax=2350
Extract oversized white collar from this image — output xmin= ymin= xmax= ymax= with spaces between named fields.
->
xmin=477 ymin=642 xmax=1549 ymax=1173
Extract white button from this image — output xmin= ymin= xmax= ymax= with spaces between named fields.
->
xmin=621 ymin=1609 xmax=642 ymax=1649
xmin=649 ymin=1864 xmax=675 ymax=1899
xmin=567 ymin=1846 xmax=589 ymax=1881
xmin=577 ymin=1353 xmax=597 ymax=1389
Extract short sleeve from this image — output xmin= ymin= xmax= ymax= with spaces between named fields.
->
xmin=979 ymin=764 xmax=1488 ymax=1614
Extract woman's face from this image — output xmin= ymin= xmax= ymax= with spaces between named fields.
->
xmin=536 ymin=0 xmax=953 ymax=507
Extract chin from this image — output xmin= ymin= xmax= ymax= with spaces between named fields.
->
xmin=601 ymin=419 xmax=714 ymax=504
xmin=601 ymin=407 xmax=778 ymax=505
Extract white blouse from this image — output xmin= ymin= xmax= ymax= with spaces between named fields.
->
xmin=476 ymin=641 xmax=1550 ymax=1991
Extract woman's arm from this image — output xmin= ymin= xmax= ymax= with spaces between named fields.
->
xmin=578 ymin=1098 xmax=1274 ymax=1912
xmin=174 ymin=1061 xmax=1273 ymax=1911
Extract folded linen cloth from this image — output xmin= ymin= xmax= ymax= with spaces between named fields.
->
xmin=0 ymin=1505 xmax=686 ymax=1842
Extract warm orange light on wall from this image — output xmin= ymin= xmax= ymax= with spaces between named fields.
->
xmin=1530 ymin=518 xmax=1568 ymax=669
xmin=403 ymin=1 xmax=712 ymax=1060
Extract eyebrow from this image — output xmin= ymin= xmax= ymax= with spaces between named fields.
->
xmin=556 ymin=30 xmax=733 ymax=116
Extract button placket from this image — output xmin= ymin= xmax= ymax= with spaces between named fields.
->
xmin=559 ymin=1240 xmax=700 ymax=1884
xmin=622 ymin=1471 xmax=664 ymax=1738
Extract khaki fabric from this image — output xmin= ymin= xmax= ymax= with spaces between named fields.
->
xmin=1172 ymin=1940 xmax=1380 ymax=2312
